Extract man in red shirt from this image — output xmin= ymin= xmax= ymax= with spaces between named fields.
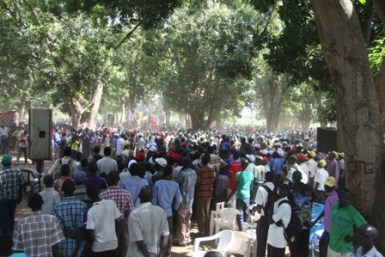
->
xmin=227 ymin=151 xmax=242 ymax=208
xmin=195 ymin=153 xmax=215 ymax=236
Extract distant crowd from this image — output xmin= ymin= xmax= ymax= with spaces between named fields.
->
xmin=0 ymin=127 xmax=382 ymax=257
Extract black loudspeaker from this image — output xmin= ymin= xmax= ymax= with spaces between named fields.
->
xmin=29 ymin=109 xmax=52 ymax=160
xmin=317 ymin=127 xmax=337 ymax=153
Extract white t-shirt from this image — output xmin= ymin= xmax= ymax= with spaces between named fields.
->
xmin=267 ymin=197 xmax=292 ymax=248
xmin=287 ymin=163 xmax=308 ymax=184
xmin=254 ymin=182 xmax=274 ymax=216
xmin=39 ymin=188 xmax=61 ymax=214
xmin=127 ymin=202 xmax=169 ymax=257
xmin=314 ymin=168 xmax=329 ymax=191
xmin=96 ymin=156 xmax=118 ymax=175
xmin=87 ymin=199 xmax=121 ymax=252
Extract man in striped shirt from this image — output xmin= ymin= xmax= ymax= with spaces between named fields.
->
xmin=195 ymin=153 xmax=215 ymax=236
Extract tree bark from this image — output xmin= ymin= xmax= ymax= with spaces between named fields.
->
xmin=260 ymin=72 xmax=282 ymax=133
xmin=373 ymin=0 xmax=385 ymax=25
xmin=17 ymin=103 xmax=24 ymax=123
xmin=88 ymin=82 xmax=103 ymax=128
xmin=311 ymin=0 xmax=385 ymax=250
xmin=68 ymin=99 xmax=84 ymax=128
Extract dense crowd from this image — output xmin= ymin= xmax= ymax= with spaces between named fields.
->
xmin=0 ymin=127 xmax=383 ymax=257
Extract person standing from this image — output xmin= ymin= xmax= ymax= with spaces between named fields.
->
xmin=195 ymin=153 xmax=215 ymax=236
xmin=85 ymin=184 xmax=121 ymax=257
xmin=16 ymin=131 xmax=29 ymax=165
xmin=127 ymin=186 xmax=170 ymax=257
xmin=0 ymin=154 xmax=24 ymax=236
xmin=39 ymin=175 xmax=61 ymax=215
xmin=254 ymin=171 xmax=276 ymax=257
xmin=51 ymin=180 xmax=86 ymax=257
xmin=12 ymin=193 xmax=65 ymax=257
xmin=313 ymin=159 xmax=329 ymax=203
xmin=99 ymin=171 xmax=134 ymax=257
xmin=327 ymin=189 xmax=367 ymax=257
xmin=96 ymin=147 xmax=118 ymax=177
xmin=174 ymin=157 xmax=197 ymax=246
xmin=355 ymin=224 xmax=383 ymax=257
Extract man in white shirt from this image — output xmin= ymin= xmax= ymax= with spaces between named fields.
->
xmin=355 ymin=225 xmax=383 ymax=257
xmin=86 ymin=184 xmax=121 ymax=256
xmin=254 ymin=171 xmax=275 ymax=257
xmin=115 ymin=134 xmax=124 ymax=157
xmin=267 ymin=180 xmax=292 ymax=257
xmin=127 ymin=185 xmax=169 ymax=257
xmin=97 ymin=147 xmax=118 ymax=177
xmin=287 ymin=155 xmax=308 ymax=184
xmin=39 ymin=175 xmax=61 ymax=214
xmin=314 ymin=159 xmax=329 ymax=202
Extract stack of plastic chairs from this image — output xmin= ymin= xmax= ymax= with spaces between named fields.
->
xmin=310 ymin=202 xmax=325 ymax=257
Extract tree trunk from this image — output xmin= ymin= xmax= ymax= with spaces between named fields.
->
xmin=17 ymin=103 xmax=25 ymax=124
xmin=375 ymin=60 xmax=385 ymax=133
xmin=88 ymin=82 xmax=103 ymax=128
xmin=260 ymin=72 xmax=282 ymax=133
xmin=68 ymin=99 xmax=84 ymax=128
xmin=311 ymin=0 xmax=385 ymax=250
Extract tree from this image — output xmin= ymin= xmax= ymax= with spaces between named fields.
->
xmin=147 ymin=3 xmax=261 ymax=129
xmin=311 ymin=0 xmax=385 ymax=250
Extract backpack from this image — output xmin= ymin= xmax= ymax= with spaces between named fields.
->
xmin=277 ymin=199 xmax=302 ymax=244
xmin=262 ymin=185 xmax=278 ymax=218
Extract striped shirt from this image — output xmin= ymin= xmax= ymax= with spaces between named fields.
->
xmin=13 ymin=212 xmax=65 ymax=257
xmin=195 ymin=165 xmax=215 ymax=198
xmin=0 ymin=166 xmax=24 ymax=200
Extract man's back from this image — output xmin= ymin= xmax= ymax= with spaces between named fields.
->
xmin=121 ymin=176 xmax=148 ymax=207
xmin=97 ymin=156 xmax=118 ymax=176
xmin=127 ymin=202 xmax=169 ymax=257
xmin=13 ymin=213 xmax=64 ymax=257
xmin=0 ymin=166 xmax=23 ymax=199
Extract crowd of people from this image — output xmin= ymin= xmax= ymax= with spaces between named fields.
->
xmin=0 ymin=127 xmax=383 ymax=257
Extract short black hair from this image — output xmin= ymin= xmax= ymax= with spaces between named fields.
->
xmin=107 ymin=171 xmax=120 ymax=186
xmin=201 ymin=153 xmax=211 ymax=165
xmin=28 ymin=193 xmax=44 ymax=211
xmin=60 ymin=164 xmax=71 ymax=176
xmin=43 ymin=174 xmax=54 ymax=187
xmin=63 ymin=146 xmax=72 ymax=157
xmin=61 ymin=179 xmax=75 ymax=195
xmin=86 ymin=184 xmax=100 ymax=199
xmin=104 ymin=147 xmax=112 ymax=156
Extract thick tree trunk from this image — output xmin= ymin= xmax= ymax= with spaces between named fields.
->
xmin=88 ymin=82 xmax=103 ymax=128
xmin=376 ymin=60 xmax=385 ymax=132
xmin=311 ymin=0 xmax=385 ymax=250
xmin=260 ymin=72 xmax=282 ymax=133
xmin=17 ymin=103 xmax=24 ymax=123
xmin=68 ymin=99 xmax=84 ymax=128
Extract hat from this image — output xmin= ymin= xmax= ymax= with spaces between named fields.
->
xmin=324 ymin=176 xmax=337 ymax=187
xmin=245 ymin=154 xmax=255 ymax=163
xmin=307 ymin=150 xmax=316 ymax=158
xmin=1 ymin=154 xmax=12 ymax=166
xmin=338 ymin=152 xmax=345 ymax=158
xmin=128 ymin=160 xmax=137 ymax=170
xmin=155 ymin=158 xmax=167 ymax=167
xmin=297 ymin=153 xmax=308 ymax=162
xmin=318 ymin=159 xmax=327 ymax=168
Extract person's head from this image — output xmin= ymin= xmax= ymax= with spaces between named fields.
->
xmin=154 ymin=157 xmax=167 ymax=170
xmin=139 ymin=185 xmax=153 ymax=203
xmin=358 ymin=224 xmax=379 ymax=250
xmin=93 ymin=145 xmax=101 ymax=154
xmin=61 ymin=179 xmax=76 ymax=196
xmin=43 ymin=174 xmax=54 ymax=188
xmin=104 ymin=147 xmax=112 ymax=156
xmin=88 ymin=161 xmax=98 ymax=175
xmin=163 ymin=165 xmax=173 ymax=178
xmin=233 ymin=151 xmax=240 ymax=160
xmin=201 ymin=153 xmax=211 ymax=166
xmin=338 ymin=189 xmax=353 ymax=208
xmin=324 ymin=176 xmax=336 ymax=193
xmin=0 ymin=234 xmax=13 ymax=255
xmin=328 ymin=151 xmax=337 ymax=160
xmin=63 ymin=146 xmax=72 ymax=157
xmin=278 ymin=180 xmax=291 ymax=198
xmin=288 ymin=155 xmax=297 ymax=165
xmin=241 ymin=158 xmax=249 ymax=170
xmin=1 ymin=154 xmax=12 ymax=167
xmin=80 ymin=157 xmax=88 ymax=169
xmin=292 ymin=170 xmax=302 ymax=184
xmin=86 ymin=184 xmax=100 ymax=201
xmin=318 ymin=159 xmax=327 ymax=169
xmin=265 ymin=171 xmax=275 ymax=182
xmin=130 ymin=163 xmax=139 ymax=176
xmin=60 ymin=164 xmax=71 ymax=177
xmin=28 ymin=193 xmax=44 ymax=211
xmin=204 ymin=251 xmax=223 ymax=257
xmin=182 ymin=157 xmax=192 ymax=168
xmin=107 ymin=171 xmax=120 ymax=186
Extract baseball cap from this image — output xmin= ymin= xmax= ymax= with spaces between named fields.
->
xmin=324 ymin=176 xmax=337 ymax=187
xmin=1 ymin=154 xmax=12 ymax=166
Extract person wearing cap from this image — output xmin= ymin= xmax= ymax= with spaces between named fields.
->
xmin=152 ymin=157 xmax=168 ymax=184
xmin=328 ymin=189 xmax=367 ymax=257
xmin=13 ymin=193 xmax=65 ymax=257
xmin=286 ymin=155 xmax=308 ymax=184
xmin=313 ymin=159 xmax=329 ymax=203
xmin=0 ymin=154 xmax=24 ymax=236
xmin=354 ymin=224 xmax=383 ymax=257
xmin=311 ymin=176 xmax=339 ymax=257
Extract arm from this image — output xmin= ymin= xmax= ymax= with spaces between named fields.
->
xmin=52 ymin=243 xmax=60 ymax=257
xmin=159 ymin=234 xmax=170 ymax=257
xmin=226 ymin=183 xmax=237 ymax=203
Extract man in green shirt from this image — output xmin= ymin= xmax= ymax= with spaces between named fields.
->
xmin=328 ymin=189 xmax=367 ymax=257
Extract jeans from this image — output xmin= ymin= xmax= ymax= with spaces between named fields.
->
xmin=0 ymin=198 xmax=18 ymax=235
xmin=235 ymin=198 xmax=249 ymax=231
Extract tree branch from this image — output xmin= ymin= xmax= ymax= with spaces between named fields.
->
xmin=114 ymin=23 xmax=141 ymax=49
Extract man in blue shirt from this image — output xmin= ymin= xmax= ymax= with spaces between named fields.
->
xmin=121 ymin=163 xmax=149 ymax=206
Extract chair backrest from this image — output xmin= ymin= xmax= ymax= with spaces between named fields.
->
xmin=219 ymin=208 xmax=240 ymax=230
xmin=230 ymin=231 xmax=255 ymax=256
xmin=216 ymin=230 xmax=236 ymax=251
xmin=216 ymin=202 xmax=225 ymax=212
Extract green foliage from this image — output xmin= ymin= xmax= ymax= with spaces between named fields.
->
xmin=369 ymin=38 xmax=385 ymax=76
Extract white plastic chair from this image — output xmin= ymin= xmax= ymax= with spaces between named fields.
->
xmin=214 ymin=208 xmax=240 ymax=234
xmin=229 ymin=231 xmax=256 ymax=257
xmin=193 ymin=230 xmax=236 ymax=257
xmin=210 ymin=202 xmax=225 ymax=235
